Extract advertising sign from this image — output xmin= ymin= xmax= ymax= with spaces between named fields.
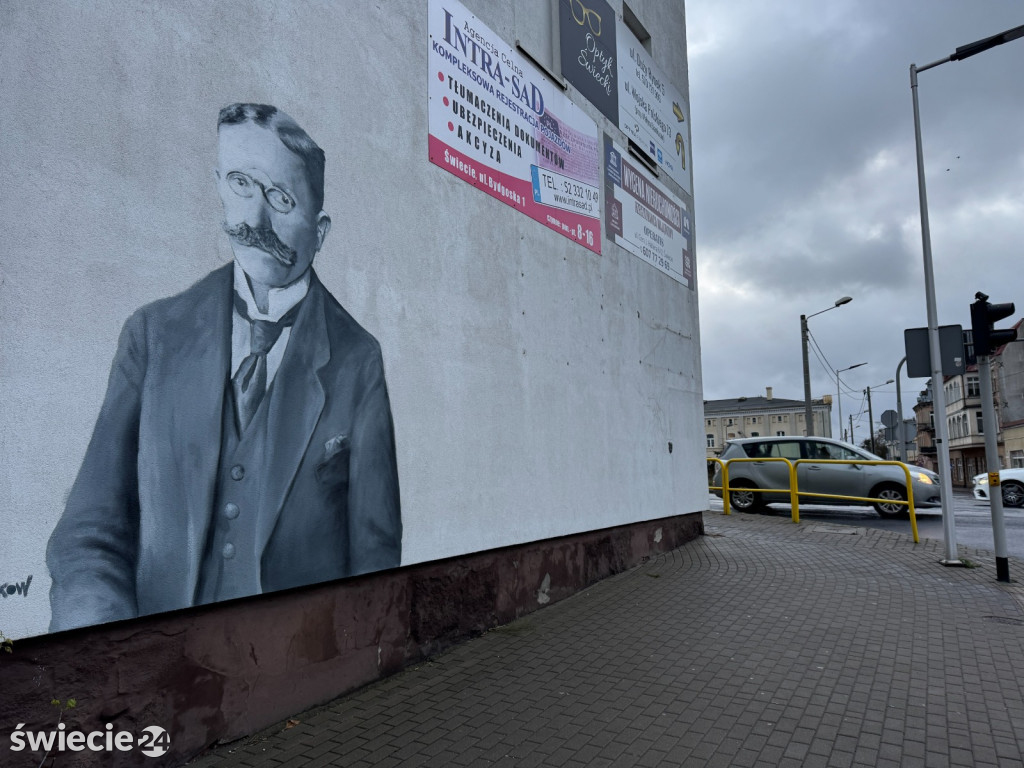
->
xmin=616 ymin=20 xmax=692 ymax=194
xmin=429 ymin=0 xmax=602 ymax=253
xmin=558 ymin=0 xmax=618 ymax=125
xmin=605 ymin=136 xmax=693 ymax=288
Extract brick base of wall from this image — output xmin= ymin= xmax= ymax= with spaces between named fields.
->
xmin=1 ymin=512 xmax=703 ymax=767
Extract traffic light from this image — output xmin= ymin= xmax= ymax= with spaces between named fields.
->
xmin=970 ymin=292 xmax=1017 ymax=357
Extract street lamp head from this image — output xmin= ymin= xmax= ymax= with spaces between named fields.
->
xmin=806 ymin=295 xmax=854 ymax=320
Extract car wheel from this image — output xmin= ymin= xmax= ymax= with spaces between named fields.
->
xmin=873 ymin=483 xmax=907 ymax=518
xmin=1002 ymin=481 xmax=1024 ymax=509
xmin=728 ymin=481 xmax=764 ymax=513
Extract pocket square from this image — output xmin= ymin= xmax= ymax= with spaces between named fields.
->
xmin=323 ymin=434 xmax=349 ymax=461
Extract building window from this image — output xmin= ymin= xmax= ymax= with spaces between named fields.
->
xmin=776 ymin=431 xmax=785 ymax=436
xmin=1011 ymin=450 xmax=1024 ymax=469
xmin=706 ymin=434 xmax=715 ymax=448
xmin=727 ymin=418 xmax=734 ymax=426
xmin=946 ymin=380 xmax=963 ymax=402
xmin=976 ymin=411 xmax=984 ymax=434
xmin=751 ymin=431 xmax=759 ymax=437
xmin=777 ymin=415 xmax=784 ymax=422
xmin=967 ymin=375 xmax=980 ymax=398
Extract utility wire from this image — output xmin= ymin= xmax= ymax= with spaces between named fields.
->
xmin=807 ymin=328 xmax=867 ymax=397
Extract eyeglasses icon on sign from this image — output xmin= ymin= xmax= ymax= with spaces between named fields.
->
xmin=224 ymin=170 xmax=297 ymax=214
xmin=569 ymin=0 xmax=601 ymax=37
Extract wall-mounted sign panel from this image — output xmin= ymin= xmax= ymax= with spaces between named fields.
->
xmin=429 ymin=0 xmax=602 ymax=253
xmin=605 ymin=136 xmax=693 ymax=288
xmin=616 ymin=20 xmax=691 ymax=194
xmin=558 ymin=0 xmax=618 ymax=125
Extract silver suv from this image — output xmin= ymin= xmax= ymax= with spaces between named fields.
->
xmin=711 ymin=436 xmax=942 ymax=517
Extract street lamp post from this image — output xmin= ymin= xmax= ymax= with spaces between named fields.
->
xmin=836 ymin=362 xmax=867 ymax=442
xmin=895 ymin=357 xmax=908 ymax=463
xmin=909 ymin=22 xmax=1024 ymax=565
xmin=801 ymin=296 xmax=853 ymax=437
xmin=863 ymin=379 xmax=894 ymax=455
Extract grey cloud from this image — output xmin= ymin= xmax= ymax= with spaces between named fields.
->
xmin=689 ymin=0 xmax=1024 ymax=439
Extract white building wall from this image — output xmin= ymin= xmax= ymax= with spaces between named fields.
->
xmin=0 ymin=0 xmax=702 ymax=638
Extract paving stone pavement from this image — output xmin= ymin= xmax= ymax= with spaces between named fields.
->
xmin=189 ymin=510 xmax=1024 ymax=767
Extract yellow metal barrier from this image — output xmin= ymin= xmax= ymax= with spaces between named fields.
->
xmin=708 ymin=457 xmax=798 ymax=519
xmin=706 ymin=457 xmax=730 ymax=514
xmin=707 ymin=457 xmax=920 ymax=542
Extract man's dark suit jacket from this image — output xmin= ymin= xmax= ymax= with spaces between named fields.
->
xmin=46 ymin=264 xmax=402 ymax=632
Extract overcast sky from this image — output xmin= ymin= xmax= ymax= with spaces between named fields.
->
xmin=686 ymin=0 xmax=1024 ymax=442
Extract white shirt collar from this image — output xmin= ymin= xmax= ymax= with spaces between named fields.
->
xmin=232 ymin=261 xmax=310 ymax=322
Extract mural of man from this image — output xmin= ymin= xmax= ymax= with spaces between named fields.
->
xmin=46 ymin=103 xmax=402 ymax=632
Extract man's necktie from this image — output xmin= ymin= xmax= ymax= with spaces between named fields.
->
xmin=232 ymin=293 xmax=302 ymax=431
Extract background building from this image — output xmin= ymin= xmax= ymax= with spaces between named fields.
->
xmin=704 ymin=387 xmax=832 ymax=457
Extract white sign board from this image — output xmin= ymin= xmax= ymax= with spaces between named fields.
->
xmin=429 ymin=0 xmax=602 ymax=253
xmin=617 ymin=20 xmax=691 ymax=194
xmin=605 ymin=136 xmax=693 ymax=288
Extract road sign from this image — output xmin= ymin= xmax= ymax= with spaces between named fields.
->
xmin=904 ymin=325 xmax=965 ymax=377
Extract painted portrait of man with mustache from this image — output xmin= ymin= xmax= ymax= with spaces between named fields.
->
xmin=46 ymin=104 xmax=403 ymax=631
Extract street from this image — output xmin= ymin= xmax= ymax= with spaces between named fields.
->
xmin=707 ymin=488 xmax=1024 ymax=561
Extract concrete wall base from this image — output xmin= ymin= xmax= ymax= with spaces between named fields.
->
xmin=0 ymin=512 xmax=702 ymax=766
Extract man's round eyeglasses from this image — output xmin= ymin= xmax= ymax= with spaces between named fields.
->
xmin=225 ymin=170 xmax=296 ymax=214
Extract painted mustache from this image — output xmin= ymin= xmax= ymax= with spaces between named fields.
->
xmin=223 ymin=222 xmax=297 ymax=267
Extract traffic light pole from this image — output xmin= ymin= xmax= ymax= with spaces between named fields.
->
xmin=977 ymin=354 xmax=1010 ymax=582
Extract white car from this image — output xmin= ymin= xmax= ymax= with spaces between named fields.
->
xmin=972 ymin=469 xmax=1024 ymax=508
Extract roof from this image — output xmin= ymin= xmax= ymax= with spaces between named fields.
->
xmin=704 ymin=396 xmax=827 ymax=414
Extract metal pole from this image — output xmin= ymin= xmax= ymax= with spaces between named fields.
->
xmin=978 ymin=354 xmax=1010 ymax=581
xmin=801 ymin=314 xmax=814 ymax=436
xmin=836 ymin=369 xmax=843 ymax=442
xmin=865 ymin=386 xmax=876 ymax=454
xmin=849 ymin=414 xmax=854 ymax=445
xmin=911 ymin=62 xmax=959 ymax=564
xmin=896 ymin=357 xmax=907 ymax=463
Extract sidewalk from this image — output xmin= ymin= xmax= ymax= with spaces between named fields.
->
xmin=189 ymin=510 xmax=1024 ymax=768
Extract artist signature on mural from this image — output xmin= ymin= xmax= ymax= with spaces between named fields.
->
xmin=0 ymin=575 xmax=33 ymax=598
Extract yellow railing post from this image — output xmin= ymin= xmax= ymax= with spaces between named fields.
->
xmin=789 ymin=459 xmax=921 ymax=543
xmin=788 ymin=461 xmax=800 ymax=524
xmin=712 ymin=457 xmax=796 ymax=518
xmin=706 ymin=458 xmax=730 ymax=514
